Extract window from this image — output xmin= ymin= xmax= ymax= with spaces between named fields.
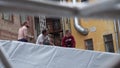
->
xmin=103 ymin=34 xmax=114 ymax=53
xmin=34 ymin=16 xmax=40 ymax=36
xmin=85 ymin=39 xmax=94 ymax=50
xmin=2 ymin=13 xmax=13 ymax=22
xmin=20 ymin=15 xmax=28 ymax=25
xmin=81 ymin=0 xmax=88 ymax=2
xmin=53 ymin=19 xmax=61 ymax=31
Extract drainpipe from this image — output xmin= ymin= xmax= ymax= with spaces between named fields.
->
xmin=74 ymin=18 xmax=88 ymax=35
xmin=73 ymin=0 xmax=89 ymax=35
xmin=114 ymin=20 xmax=120 ymax=53
xmin=118 ymin=20 xmax=120 ymax=53
xmin=117 ymin=20 xmax=120 ymax=46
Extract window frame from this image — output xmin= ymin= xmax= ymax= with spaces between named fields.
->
xmin=84 ymin=38 xmax=94 ymax=50
xmin=103 ymin=34 xmax=114 ymax=53
xmin=19 ymin=14 xmax=28 ymax=26
xmin=2 ymin=13 xmax=14 ymax=23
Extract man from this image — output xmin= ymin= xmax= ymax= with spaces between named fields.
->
xmin=62 ymin=30 xmax=76 ymax=48
xmin=18 ymin=21 xmax=33 ymax=42
xmin=36 ymin=29 xmax=49 ymax=45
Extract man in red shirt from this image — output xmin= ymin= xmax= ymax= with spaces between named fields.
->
xmin=62 ymin=30 xmax=76 ymax=48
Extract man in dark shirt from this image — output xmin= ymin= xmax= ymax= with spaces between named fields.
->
xmin=62 ymin=30 xmax=76 ymax=48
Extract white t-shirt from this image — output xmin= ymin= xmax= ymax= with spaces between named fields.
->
xmin=36 ymin=34 xmax=49 ymax=45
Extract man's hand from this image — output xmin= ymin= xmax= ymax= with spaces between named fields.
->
xmin=28 ymin=35 xmax=34 ymax=39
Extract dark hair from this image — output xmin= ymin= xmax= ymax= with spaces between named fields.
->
xmin=22 ymin=21 xmax=28 ymax=26
xmin=65 ymin=30 xmax=70 ymax=34
xmin=42 ymin=29 xmax=47 ymax=34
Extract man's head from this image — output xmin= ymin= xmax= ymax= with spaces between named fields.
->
xmin=42 ymin=29 xmax=48 ymax=36
xmin=65 ymin=30 xmax=71 ymax=37
xmin=22 ymin=21 xmax=30 ymax=28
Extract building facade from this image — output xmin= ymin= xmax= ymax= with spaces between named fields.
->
xmin=0 ymin=13 xmax=35 ymax=43
xmin=0 ymin=14 xmax=63 ymax=45
xmin=0 ymin=0 xmax=119 ymax=53
xmin=63 ymin=0 xmax=119 ymax=53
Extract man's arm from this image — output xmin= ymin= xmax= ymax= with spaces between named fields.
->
xmin=36 ymin=37 xmax=40 ymax=44
xmin=24 ymin=28 xmax=33 ymax=39
xmin=27 ymin=35 xmax=34 ymax=39
xmin=72 ymin=36 xmax=76 ymax=48
xmin=48 ymin=37 xmax=54 ymax=45
xmin=36 ymin=35 xmax=43 ymax=45
xmin=62 ymin=37 xmax=65 ymax=47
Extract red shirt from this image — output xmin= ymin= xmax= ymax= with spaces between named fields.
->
xmin=62 ymin=35 xmax=76 ymax=48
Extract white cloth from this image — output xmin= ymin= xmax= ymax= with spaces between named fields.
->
xmin=0 ymin=40 xmax=120 ymax=68
xmin=36 ymin=34 xmax=49 ymax=45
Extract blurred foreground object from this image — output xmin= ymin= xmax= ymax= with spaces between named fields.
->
xmin=0 ymin=40 xmax=120 ymax=68
xmin=0 ymin=0 xmax=119 ymax=18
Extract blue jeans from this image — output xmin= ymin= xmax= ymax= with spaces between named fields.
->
xmin=18 ymin=38 xmax=28 ymax=42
